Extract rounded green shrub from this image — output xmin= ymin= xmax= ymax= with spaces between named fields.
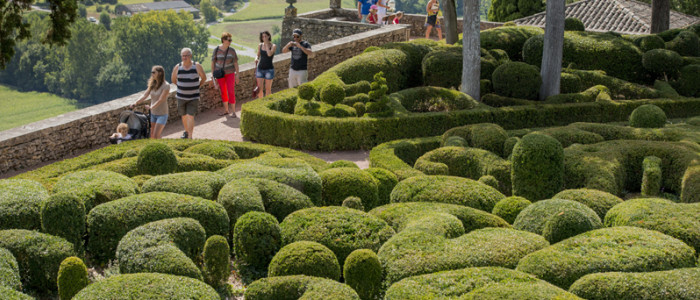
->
xmin=479 ymin=26 xmax=544 ymax=60
xmin=569 ymin=268 xmax=700 ymax=300
xmin=390 ymin=86 xmax=477 ymax=113
xmin=492 ymin=196 xmax=531 ymax=224
xmin=637 ymin=35 xmax=666 ymax=52
xmin=245 ymin=275 xmax=360 ymax=300
xmin=0 ymin=247 xmax=20 ymax=290
xmin=516 ymin=226 xmax=697 ymax=289
xmin=343 ymin=249 xmax=382 ymax=300
xmin=675 ymin=64 xmax=700 ymax=97
xmin=364 ymin=167 xmax=398 ymax=207
xmin=503 ymin=136 xmax=519 ymax=158
xmin=391 ymin=175 xmax=505 ymax=212
xmin=280 ymin=206 xmax=395 ymax=267
xmin=511 ymin=133 xmax=564 ymax=201
xmin=345 ymin=80 xmax=371 ymax=96
xmin=137 ymin=143 xmax=178 ymax=175
xmin=378 ymin=227 xmax=548 ymax=286
xmin=564 ymin=17 xmax=585 ymax=31
xmin=183 ymin=142 xmax=239 ymax=160
xmin=605 ymin=198 xmax=700 ymax=252
xmin=203 ymin=235 xmax=230 ymax=288
xmin=681 ymin=164 xmax=700 ymax=203
xmin=328 ymin=160 xmax=358 ymax=169
xmin=551 ymin=188 xmax=623 ymax=220
xmin=53 ymin=170 xmax=138 ymax=211
xmin=320 ymin=167 xmax=379 ymax=208
xmin=666 ymin=30 xmax=700 ymax=56
xmin=233 ymin=212 xmax=281 ymax=276
xmin=513 ymin=199 xmax=602 ymax=241
xmin=342 ymin=196 xmax=365 ymax=211
xmin=492 ymin=62 xmax=542 ymax=100
xmin=641 ymin=156 xmax=662 ymax=196
xmin=116 ymin=218 xmax=206 ymax=280
xmin=488 ymin=0 xmax=544 ymax=22
xmin=57 ymin=256 xmax=88 ymax=300
xmin=0 ymin=179 xmax=48 ymax=231
xmin=329 ymin=49 xmax=409 ymax=93
xmin=320 ymin=83 xmax=346 ymax=105
xmin=629 ymin=104 xmax=667 ymax=128
xmin=379 ymin=41 xmax=434 ymax=87
xmin=385 ymin=267 xmax=579 ymax=299
xmin=352 ymin=102 xmax=365 ymax=116
xmin=0 ymin=229 xmax=75 ymax=292
xmin=478 ymin=175 xmax=499 ymax=190
xmin=488 ymin=49 xmax=509 ymax=62
xmin=0 ymin=286 xmax=32 ymax=299
xmin=73 ymin=273 xmax=219 ymax=300
xmin=642 ymin=48 xmax=683 ymax=76
xmin=87 ymin=192 xmax=228 ymax=263
xmin=464 ymin=123 xmax=509 ymax=156
xmin=268 ymin=241 xmax=341 ymax=280
xmin=141 ymin=171 xmax=226 ymax=200
xmin=444 ymin=136 xmax=467 ymax=147
xmin=41 ymin=193 xmax=86 ymax=254
xmin=297 ymin=83 xmax=316 ymax=100
xmin=422 ymin=46 xmax=462 ymax=88
xmin=560 ymin=72 xmax=582 ymax=93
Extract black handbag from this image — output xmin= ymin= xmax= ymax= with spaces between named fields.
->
xmin=213 ymin=46 xmax=226 ymax=79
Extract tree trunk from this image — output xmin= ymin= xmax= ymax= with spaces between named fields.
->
xmin=651 ymin=0 xmax=670 ymax=33
xmin=539 ymin=0 xmax=565 ymax=100
xmin=442 ymin=0 xmax=458 ymax=44
xmin=461 ymin=0 xmax=480 ymax=100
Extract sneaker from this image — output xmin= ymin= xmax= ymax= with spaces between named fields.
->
xmin=230 ymin=113 xmax=237 ymax=118
xmin=181 ymin=131 xmax=188 ymax=139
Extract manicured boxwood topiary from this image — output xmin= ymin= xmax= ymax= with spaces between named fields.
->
xmin=72 ymin=273 xmax=219 ymax=300
xmin=183 ymin=142 xmax=239 ymax=160
xmin=0 ymin=229 xmax=75 ymax=292
xmin=560 ymin=72 xmax=582 ymax=93
xmin=569 ymin=268 xmax=700 ymax=300
xmin=536 ymin=124 xmax=606 ymax=146
xmin=328 ymin=49 xmax=410 ymax=93
xmin=57 ymin=256 xmax=88 ymax=300
xmin=342 ymin=196 xmax=365 ymax=211
xmin=233 ymin=212 xmax=281 ymax=278
xmin=478 ymin=175 xmax=499 ymax=189
xmin=541 ymin=209 xmax=597 ymax=243
xmin=344 ymin=249 xmax=381 ymax=300
xmin=41 ymin=193 xmax=86 ymax=255
xmin=87 ymin=192 xmax=228 ymax=263
xmin=202 ymin=235 xmax=230 ymax=288
xmin=268 ymin=241 xmax=341 ymax=280
xmin=516 ymin=226 xmax=697 ymax=289
xmin=492 ymin=62 xmax=542 ymax=100
xmin=605 ymin=198 xmax=700 ymax=252
xmin=320 ymin=83 xmax=346 ymax=105
xmin=378 ymin=227 xmax=548 ymax=286
xmin=681 ymin=164 xmax=700 ymax=203
xmin=0 ymin=247 xmax=20 ymax=290
xmin=244 ymin=275 xmax=360 ymax=300
xmin=642 ymin=48 xmax=683 ymax=77
xmin=641 ymin=156 xmax=662 ymax=196
xmin=328 ymin=160 xmax=358 ymax=169
xmin=551 ymin=188 xmax=623 ymax=219
xmin=513 ymin=199 xmax=602 ymax=240
xmin=475 ymin=26 xmax=544 ymax=61
xmin=629 ymin=104 xmax=667 ymax=128
xmin=320 ymin=167 xmax=379 ymax=208
xmin=116 ymin=218 xmax=206 ymax=280
xmin=141 ymin=171 xmax=226 ymax=200
xmin=385 ymin=267 xmax=580 ymax=299
xmin=491 ymin=196 xmax=531 ymax=224
xmin=635 ymin=34 xmax=666 ymax=52
xmin=674 ymin=64 xmax=700 ymax=97
xmin=297 ymin=83 xmax=316 ymax=100
xmin=280 ymin=206 xmax=395 ymax=267
xmin=564 ymin=17 xmax=585 ymax=31
xmin=391 ymin=175 xmax=505 ymax=212
xmin=136 ymin=143 xmax=178 ymax=175
xmin=443 ymin=123 xmax=509 ymax=157
xmin=0 ymin=179 xmax=48 ymax=231
xmin=390 ymin=86 xmax=478 ymax=113
xmin=52 ymin=170 xmax=138 ymax=211
xmin=666 ymin=30 xmax=700 ymax=57
xmin=217 ymin=159 xmax=322 ymax=205
xmin=511 ymin=133 xmax=564 ymax=201
xmin=364 ymin=167 xmax=398 ymax=207
xmin=0 ymin=285 xmax=32 ymax=299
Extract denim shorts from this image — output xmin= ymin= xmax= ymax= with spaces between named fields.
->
xmin=150 ymin=114 xmax=168 ymax=125
xmin=256 ymin=68 xmax=275 ymax=80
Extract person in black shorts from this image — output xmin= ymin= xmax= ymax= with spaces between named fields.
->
xmin=425 ymin=0 xmax=442 ymax=39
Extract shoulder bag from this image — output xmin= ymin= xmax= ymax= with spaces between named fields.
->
xmin=213 ymin=46 xmax=226 ymax=79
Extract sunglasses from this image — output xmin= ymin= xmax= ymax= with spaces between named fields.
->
xmin=224 ymin=38 xmax=232 ymax=42
xmin=293 ymin=35 xmax=300 ymax=38
xmin=151 ymin=71 xmax=156 ymax=74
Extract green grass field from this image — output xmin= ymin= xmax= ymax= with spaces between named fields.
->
xmin=210 ymin=19 xmax=282 ymax=50
xmin=224 ymin=0 xmax=356 ymax=21
xmin=0 ymin=85 xmax=80 ymax=132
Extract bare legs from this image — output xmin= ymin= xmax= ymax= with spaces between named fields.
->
xmin=425 ymin=25 xmax=442 ymax=39
xmin=181 ymin=115 xmax=194 ymax=139
xmin=150 ymin=123 xmax=165 ymax=139
xmin=257 ymin=77 xmax=265 ymax=99
xmin=256 ymin=77 xmax=275 ymax=98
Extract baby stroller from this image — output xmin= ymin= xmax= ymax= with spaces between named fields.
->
xmin=110 ymin=110 xmax=150 ymax=144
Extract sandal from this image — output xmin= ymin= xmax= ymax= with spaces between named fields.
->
xmin=218 ymin=112 xmax=228 ymax=116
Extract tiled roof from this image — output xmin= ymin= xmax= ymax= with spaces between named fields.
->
xmin=513 ymin=0 xmax=700 ymax=35
xmin=124 ymin=1 xmax=199 ymax=13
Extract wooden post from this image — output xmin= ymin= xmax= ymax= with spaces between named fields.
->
xmin=539 ymin=0 xmax=565 ymax=100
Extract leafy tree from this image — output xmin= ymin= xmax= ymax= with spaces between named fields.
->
xmin=100 ymin=11 xmax=112 ymax=30
xmin=79 ymin=5 xmax=87 ymax=18
xmin=201 ymin=0 xmax=218 ymax=23
xmin=0 ymin=0 xmax=78 ymax=69
xmin=112 ymin=10 xmax=209 ymax=92
xmin=635 ymin=0 xmax=699 ymax=17
xmin=488 ymin=0 xmax=544 ymax=22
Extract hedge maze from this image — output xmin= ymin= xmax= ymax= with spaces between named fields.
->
xmin=2 ymin=21 xmax=700 ymax=299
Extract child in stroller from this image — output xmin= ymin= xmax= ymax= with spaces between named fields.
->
xmin=109 ymin=110 xmax=150 ymax=144
xmin=109 ymin=123 xmax=133 ymax=144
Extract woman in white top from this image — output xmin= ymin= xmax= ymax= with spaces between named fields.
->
xmin=131 ymin=65 xmax=170 ymax=139
xmin=376 ymin=0 xmax=389 ymax=25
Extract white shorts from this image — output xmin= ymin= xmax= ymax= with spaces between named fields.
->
xmin=288 ymin=69 xmax=308 ymax=88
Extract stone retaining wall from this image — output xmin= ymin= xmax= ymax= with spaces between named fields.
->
xmin=0 ymin=26 xmax=410 ymax=175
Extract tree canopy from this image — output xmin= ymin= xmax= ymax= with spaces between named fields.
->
xmin=488 ymin=0 xmax=544 ymax=22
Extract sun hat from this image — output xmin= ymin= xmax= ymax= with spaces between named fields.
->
xmin=370 ymin=5 xmax=378 ymax=10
